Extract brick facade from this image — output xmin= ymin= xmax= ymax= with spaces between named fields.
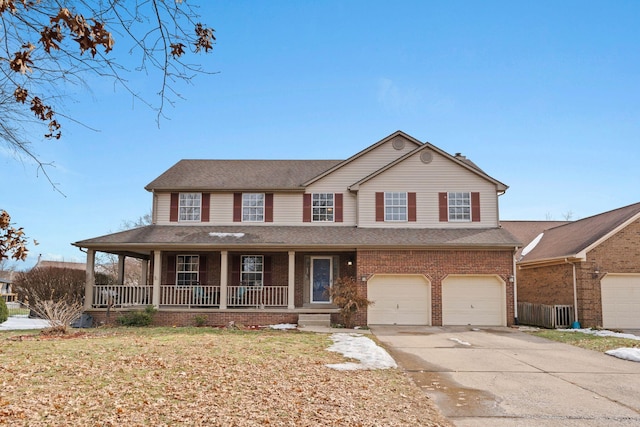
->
xmin=356 ymin=249 xmax=516 ymax=326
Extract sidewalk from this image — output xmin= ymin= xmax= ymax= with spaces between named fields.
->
xmin=0 ymin=316 xmax=50 ymax=330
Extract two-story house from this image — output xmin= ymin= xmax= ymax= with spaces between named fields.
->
xmin=74 ymin=131 xmax=520 ymax=327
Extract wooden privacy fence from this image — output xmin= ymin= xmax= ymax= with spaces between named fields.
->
xmin=518 ymin=302 xmax=574 ymax=329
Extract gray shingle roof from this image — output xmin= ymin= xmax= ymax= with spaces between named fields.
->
xmin=513 ymin=202 xmax=640 ymax=264
xmin=74 ymin=225 xmax=520 ymax=251
xmin=145 ymin=160 xmax=341 ymax=191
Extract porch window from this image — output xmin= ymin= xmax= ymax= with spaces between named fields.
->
xmin=241 ymin=255 xmax=263 ymax=287
xmin=384 ymin=192 xmax=407 ymax=221
xmin=179 ymin=193 xmax=201 ymax=222
xmin=242 ymin=193 xmax=264 ymax=222
xmin=312 ymin=193 xmax=334 ymax=222
xmin=176 ymin=255 xmax=199 ymax=287
xmin=448 ymin=192 xmax=471 ymax=221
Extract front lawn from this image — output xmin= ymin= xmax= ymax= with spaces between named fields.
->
xmin=530 ymin=329 xmax=640 ymax=353
xmin=0 ymin=327 xmax=451 ymax=426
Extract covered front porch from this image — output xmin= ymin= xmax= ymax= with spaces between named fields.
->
xmin=82 ymin=248 xmax=356 ymax=314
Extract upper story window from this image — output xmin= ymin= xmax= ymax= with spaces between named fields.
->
xmin=242 ymin=193 xmax=264 ymax=222
xmin=241 ymin=255 xmax=263 ymax=287
xmin=385 ymin=192 xmax=407 ymax=221
xmin=179 ymin=193 xmax=201 ymax=221
xmin=176 ymin=255 xmax=199 ymax=287
xmin=448 ymin=192 xmax=471 ymax=221
xmin=312 ymin=193 xmax=334 ymax=222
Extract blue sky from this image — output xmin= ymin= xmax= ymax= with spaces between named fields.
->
xmin=2 ymin=0 xmax=639 ymax=270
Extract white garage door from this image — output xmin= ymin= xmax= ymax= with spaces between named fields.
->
xmin=367 ymin=275 xmax=431 ymax=325
xmin=601 ymin=274 xmax=640 ymax=329
xmin=442 ymin=275 xmax=505 ymax=326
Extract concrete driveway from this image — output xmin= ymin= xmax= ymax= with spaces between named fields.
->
xmin=371 ymin=326 xmax=640 ymax=426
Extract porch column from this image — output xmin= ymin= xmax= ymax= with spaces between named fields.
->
xmin=288 ymin=251 xmax=295 ymax=309
xmin=84 ymin=249 xmax=95 ymax=310
xmin=220 ymin=251 xmax=228 ymax=309
xmin=152 ymin=251 xmax=162 ymax=307
xmin=140 ymin=259 xmax=149 ymax=285
xmin=117 ymin=255 xmax=125 ymax=284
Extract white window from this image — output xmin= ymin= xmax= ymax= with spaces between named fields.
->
xmin=448 ymin=192 xmax=471 ymax=221
xmin=176 ymin=255 xmax=199 ymax=287
xmin=242 ymin=193 xmax=264 ymax=222
xmin=179 ymin=193 xmax=201 ymax=222
xmin=385 ymin=192 xmax=407 ymax=221
xmin=241 ymin=255 xmax=263 ymax=287
xmin=312 ymin=193 xmax=334 ymax=222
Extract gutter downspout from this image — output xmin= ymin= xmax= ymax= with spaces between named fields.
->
xmin=572 ymin=262 xmax=580 ymax=328
xmin=513 ymin=250 xmax=518 ymax=325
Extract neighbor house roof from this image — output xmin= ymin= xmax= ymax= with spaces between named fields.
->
xmin=511 ymin=202 xmax=640 ymax=266
xmin=500 ymin=220 xmax=571 ymax=259
xmin=145 ymin=160 xmax=341 ymax=192
xmin=73 ymin=225 xmax=520 ymax=256
xmin=35 ymin=260 xmax=86 ymax=270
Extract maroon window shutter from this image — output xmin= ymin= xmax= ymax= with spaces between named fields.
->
xmin=166 ymin=255 xmax=176 ymax=285
xmin=265 ymin=193 xmax=274 ymax=222
xmin=170 ymin=193 xmax=179 ymax=222
xmin=231 ymin=255 xmax=240 ymax=285
xmin=198 ymin=255 xmax=208 ymax=285
xmin=263 ymin=256 xmax=272 ymax=286
xmin=303 ymin=194 xmax=311 ymax=222
xmin=334 ymin=193 xmax=343 ymax=223
xmin=438 ymin=193 xmax=448 ymax=222
xmin=471 ymin=192 xmax=481 ymax=222
xmin=233 ymin=193 xmax=242 ymax=222
xmin=375 ymin=192 xmax=384 ymax=222
xmin=201 ymin=193 xmax=210 ymax=222
xmin=408 ymin=192 xmax=417 ymax=222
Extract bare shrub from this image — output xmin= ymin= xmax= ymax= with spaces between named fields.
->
xmin=14 ymin=267 xmax=85 ymax=305
xmin=329 ymin=276 xmax=373 ymax=329
xmin=30 ymin=298 xmax=84 ymax=334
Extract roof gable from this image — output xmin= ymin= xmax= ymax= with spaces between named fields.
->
xmin=517 ymin=202 xmax=640 ymax=265
xmin=349 ymin=142 xmax=509 ymax=192
xmin=302 ymin=130 xmax=422 ymax=186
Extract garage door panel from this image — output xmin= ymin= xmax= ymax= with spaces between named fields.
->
xmin=442 ymin=275 xmax=505 ymax=326
xmin=601 ymin=274 xmax=640 ymax=329
xmin=368 ymin=275 xmax=431 ymax=325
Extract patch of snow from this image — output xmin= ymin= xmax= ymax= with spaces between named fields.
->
xmin=268 ymin=323 xmax=297 ymax=330
xmin=521 ymin=232 xmax=544 ymax=258
xmin=558 ymin=328 xmax=640 ymax=341
xmin=0 ymin=316 xmax=51 ymax=330
xmin=325 ymin=333 xmax=397 ymax=371
xmin=208 ymin=232 xmax=245 ymax=238
xmin=449 ymin=337 xmax=471 ymax=346
xmin=606 ymin=348 xmax=640 ymax=363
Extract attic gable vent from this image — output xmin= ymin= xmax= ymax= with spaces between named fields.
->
xmin=420 ymin=150 xmax=433 ymax=164
xmin=392 ymin=137 xmax=405 ymax=150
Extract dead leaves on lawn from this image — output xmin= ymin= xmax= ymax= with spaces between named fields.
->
xmin=0 ymin=328 xmax=451 ymax=426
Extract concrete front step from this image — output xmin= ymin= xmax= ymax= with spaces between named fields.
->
xmin=298 ymin=313 xmax=331 ymax=327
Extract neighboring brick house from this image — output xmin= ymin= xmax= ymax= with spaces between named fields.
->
xmin=502 ymin=202 xmax=640 ymax=328
xmin=74 ymin=131 xmax=519 ymax=327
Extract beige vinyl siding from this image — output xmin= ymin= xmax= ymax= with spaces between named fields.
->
xmin=358 ymin=150 xmax=499 ymax=228
xmin=155 ymin=192 xmax=172 ymax=225
xmin=305 ymin=138 xmax=415 ymax=226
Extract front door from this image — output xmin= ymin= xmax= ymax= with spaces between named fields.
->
xmin=311 ymin=257 xmax=332 ymax=303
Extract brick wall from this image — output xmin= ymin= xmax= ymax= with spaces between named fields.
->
xmin=356 ymin=249 xmax=515 ymax=326
xmin=517 ymin=263 xmax=574 ymax=305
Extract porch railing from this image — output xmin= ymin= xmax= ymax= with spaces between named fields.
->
xmin=93 ymin=285 xmax=152 ymax=308
xmin=91 ymin=284 xmax=288 ymax=309
xmin=227 ymin=285 xmax=288 ymax=308
xmin=160 ymin=285 xmax=221 ymax=307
